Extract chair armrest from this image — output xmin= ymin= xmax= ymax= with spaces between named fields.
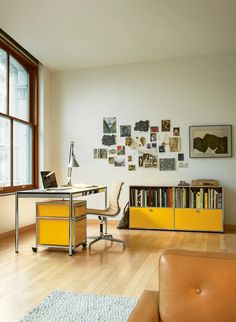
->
xmin=127 ymin=290 xmax=159 ymax=322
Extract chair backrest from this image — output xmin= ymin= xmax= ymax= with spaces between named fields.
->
xmin=159 ymin=249 xmax=236 ymax=322
xmin=108 ymin=182 xmax=124 ymax=214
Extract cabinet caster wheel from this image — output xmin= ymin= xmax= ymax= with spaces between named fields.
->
xmin=32 ymin=247 xmax=38 ymax=253
xmin=82 ymin=243 xmax=87 ymax=249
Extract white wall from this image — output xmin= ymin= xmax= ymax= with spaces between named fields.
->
xmin=50 ymin=53 xmax=236 ymax=224
xmin=0 ymin=65 xmax=53 ymax=234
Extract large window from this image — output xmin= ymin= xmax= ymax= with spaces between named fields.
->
xmin=0 ymin=34 xmax=38 ymax=193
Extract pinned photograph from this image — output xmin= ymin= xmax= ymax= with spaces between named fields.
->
xmin=102 ymin=134 xmax=116 ymax=146
xmin=150 ymin=132 xmax=157 ymax=142
xmin=146 ymin=143 xmax=152 ymax=149
xmin=150 ymin=126 xmax=159 ymax=132
xmin=114 ymin=156 xmax=125 ymax=167
xmin=159 ymin=143 xmax=165 ymax=153
xmin=128 ymin=155 xmax=132 ymax=162
xmin=125 ymin=137 xmax=132 ymax=146
xmin=109 ymin=157 xmax=115 ymax=165
xmin=173 ymin=127 xmax=180 ymax=136
xmin=99 ymin=149 xmax=108 ymax=159
xmin=161 ymin=120 xmax=171 ymax=132
xmin=120 ymin=125 xmax=131 ymax=137
xmin=159 ymin=158 xmax=175 ymax=171
xmin=144 ymin=154 xmax=158 ymax=168
xmin=109 ymin=148 xmax=116 ymax=155
xmin=128 ymin=164 xmax=136 ymax=171
xmin=103 ymin=117 xmax=116 ymax=133
xmin=134 ymin=120 xmax=149 ymax=132
xmin=117 ymin=146 xmax=125 ymax=155
xmin=169 ymin=137 xmax=181 ymax=152
xmin=138 ymin=156 xmax=144 ymax=167
xmin=178 ymin=153 xmax=184 ymax=161
xmin=152 ymin=143 xmax=157 ymax=148
xmin=93 ymin=149 xmax=98 ymax=159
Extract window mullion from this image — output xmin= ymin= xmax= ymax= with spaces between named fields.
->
xmin=6 ymin=52 xmax=9 ymax=116
xmin=10 ymin=118 xmax=13 ymax=187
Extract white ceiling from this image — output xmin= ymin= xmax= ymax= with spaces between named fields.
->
xmin=0 ymin=0 xmax=236 ymax=72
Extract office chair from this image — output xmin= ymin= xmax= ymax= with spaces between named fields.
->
xmin=86 ymin=182 xmax=125 ymax=249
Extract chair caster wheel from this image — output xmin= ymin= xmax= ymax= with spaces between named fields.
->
xmin=82 ymin=243 xmax=87 ymax=249
xmin=32 ymin=247 xmax=38 ymax=253
xmin=72 ymin=249 xmax=76 ymax=255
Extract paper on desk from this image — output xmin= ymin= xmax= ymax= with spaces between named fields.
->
xmin=72 ymin=183 xmax=98 ymax=188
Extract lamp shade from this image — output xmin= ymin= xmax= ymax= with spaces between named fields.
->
xmin=68 ymin=155 xmax=79 ymax=168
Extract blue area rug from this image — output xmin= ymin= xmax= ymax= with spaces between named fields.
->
xmin=19 ymin=290 xmax=138 ymax=322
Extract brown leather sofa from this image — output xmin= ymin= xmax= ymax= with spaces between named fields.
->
xmin=128 ymin=249 xmax=236 ymax=322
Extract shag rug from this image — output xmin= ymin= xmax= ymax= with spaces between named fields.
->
xmin=19 ymin=290 xmax=138 ymax=322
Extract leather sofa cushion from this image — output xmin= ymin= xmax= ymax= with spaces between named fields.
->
xmin=159 ymin=249 xmax=236 ymax=322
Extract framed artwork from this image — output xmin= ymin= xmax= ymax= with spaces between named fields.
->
xmin=189 ymin=125 xmax=232 ymax=158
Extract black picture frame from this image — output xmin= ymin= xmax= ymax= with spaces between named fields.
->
xmin=189 ymin=125 xmax=232 ymax=158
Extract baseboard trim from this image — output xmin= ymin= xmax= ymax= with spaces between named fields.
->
xmin=224 ymin=225 xmax=236 ymax=234
xmin=0 ymin=224 xmax=35 ymax=240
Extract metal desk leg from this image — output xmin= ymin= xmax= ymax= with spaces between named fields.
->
xmin=69 ymin=194 xmax=73 ymax=256
xmin=15 ymin=192 xmax=19 ymax=253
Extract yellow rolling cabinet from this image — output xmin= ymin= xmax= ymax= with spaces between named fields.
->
xmin=129 ymin=185 xmax=224 ymax=232
xmin=34 ymin=200 xmax=87 ymax=253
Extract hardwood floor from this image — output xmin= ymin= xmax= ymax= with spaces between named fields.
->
xmin=0 ymin=223 xmax=236 ymax=322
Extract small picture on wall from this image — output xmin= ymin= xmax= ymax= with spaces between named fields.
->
xmin=109 ymin=148 xmax=116 ymax=155
xmin=173 ymin=127 xmax=180 ymax=136
xmin=138 ymin=156 xmax=144 ymax=167
xmin=102 ymin=134 xmax=116 ymax=146
xmin=150 ymin=132 xmax=157 ymax=142
xmin=159 ymin=143 xmax=165 ymax=153
xmin=128 ymin=164 xmax=136 ymax=171
xmin=161 ymin=120 xmax=171 ymax=132
xmin=134 ymin=120 xmax=149 ymax=132
xmin=114 ymin=156 xmax=125 ymax=167
xmin=93 ymin=149 xmax=98 ymax=159
xmin=169 ymin=137 xmax=181 ymax=152
xmin=178 ymin=153 xmax=184 ymax=161
xmin=117 ymin=146 xmax=125 ymax=155
xmin=120 ymin=125 xmax=131 ymax=137
xmin=128 ymin=155 xmax=132 ymax=162
xmin=152 ymin=143 xmax=157 ymax=148
xmin=150 ymin=126 xmax=159 ymax=132
xmin=103 ymin=117 xmax=116 ymax=133
xmin=108 ymin=157 xmax=115 ymax=165
xmin=125 ymin=137 xmax=132 ymax=146
xmin=146 ymin=143 xmax=152 ymax=149
xmin=159 ymin=158 xmax=175 ymax=171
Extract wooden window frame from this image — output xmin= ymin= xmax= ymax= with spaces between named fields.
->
xmin=0 ymin=33 xmax=39 ymax=193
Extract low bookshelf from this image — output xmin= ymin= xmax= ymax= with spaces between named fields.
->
xmin=129 ymin=185 xmax=224 ymax=232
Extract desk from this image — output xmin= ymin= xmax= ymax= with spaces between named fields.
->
xmin=15 ymin=186 xmax=107 ymax=256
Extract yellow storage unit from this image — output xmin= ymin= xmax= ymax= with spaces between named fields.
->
xmin=175 ymin=208 xmax=223 ymax=232
xmin=36 ymin=200 xmax=87 ymax=250
xmin=129 ymin=207 xmax=174 ymax=230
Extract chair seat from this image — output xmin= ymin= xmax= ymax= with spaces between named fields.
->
xmin=86 ymin=208 xmax=117 ymax=217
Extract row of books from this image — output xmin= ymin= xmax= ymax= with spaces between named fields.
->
xmin=189 ymin=188 xmax=223 ymax=209
xmin=130 ymin=188 xmax=174 ymax=207
xmin=130 ymin=187 xmax=223 ymax=209
xmin=175 ymin=188 xmax=223 ymax=209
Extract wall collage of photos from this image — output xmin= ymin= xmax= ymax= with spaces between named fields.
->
xmin=93 ymin=117 xmax=188 ymax=171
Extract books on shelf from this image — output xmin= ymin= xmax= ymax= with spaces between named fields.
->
xmin=130 ymin=187 xmax=174 ymax=208
xmin=130 ymin=186 xmax=222 ymax=209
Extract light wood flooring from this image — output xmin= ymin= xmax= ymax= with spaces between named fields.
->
xmin=1 ymin=223 xmax=236 ymax=322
